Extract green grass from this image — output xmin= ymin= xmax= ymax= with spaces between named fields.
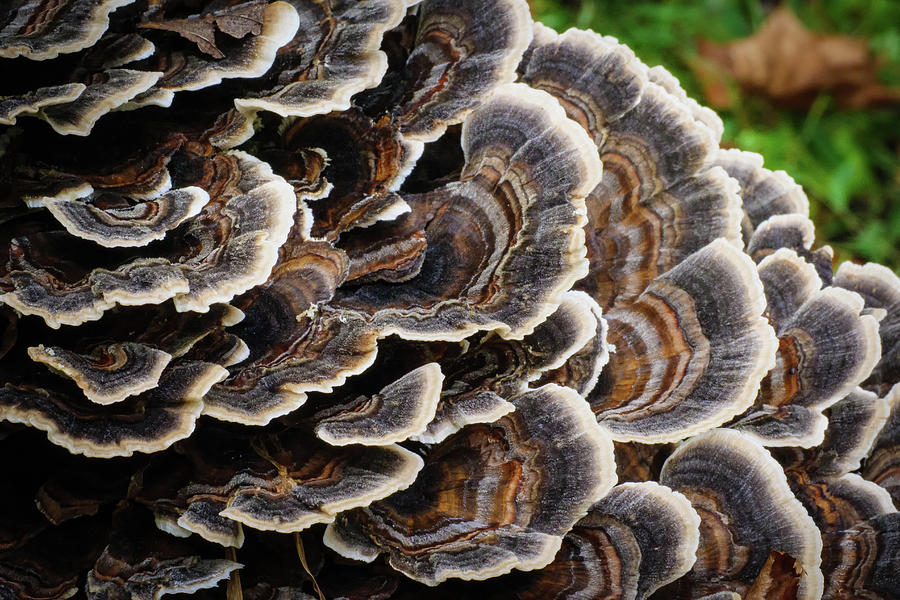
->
xmin=531 ymin=0 xmax=900 ymax=271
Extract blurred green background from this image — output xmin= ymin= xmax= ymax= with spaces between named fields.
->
xmin=531 ymin=0 xmax=900 ymax=272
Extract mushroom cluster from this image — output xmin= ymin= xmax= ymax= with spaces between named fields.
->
xmin=1 ymin=1 xmax=897 ymax=599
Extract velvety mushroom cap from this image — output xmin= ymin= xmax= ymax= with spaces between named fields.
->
xmin=27 ymin=342 xmax=173 ymax=405
xmin=536 ymin=291 xmax=610 ymax=396
xmin=589 ymin=238 xmax=777 ymax=443
xmin=518 ymin=482 xmax=699 ymax=600
xmin=518 ymin=27 xmax=742 ymax=311
xmin=1 ymin=151 xmax=297 ymax=328
xmin=394 ymin=0 xmax=533 ymax=142
xmin=414 ymin=290 xmax=600 ymax=443
xmin=42 ymin=186 xmax=209 ymax=248
xmin=821 ymin=511 xmax=900 ymax=599
xmin=745 ymin=213 xmax=834 ymax=285
xmin=131 ymin=1 xmax=301 ymax=109
xmin=660 ymin=429 xmax=824 ymax=600
xmin=324 ymin=384 xmax=616 ymax=585
xmin=834 ymin=261 xmax=900 ymax=396
xmin=0 ymin=0 xmax=133 ymax=60
xmin=863 ymin=384 xmax=900 ymax=508
xmin=234 ymin=0 xmax=405 ymax=118
xmin=732 ymin=249 xmax=881 ymax=447
xmin=0 ymin=360 xmax=226 ymax=457
xmin=85 ymin=506 xmax=241 ymax=600
xmin=713 ymin=149 xmax=809 ymax=242
xmin=314 ymin=362 xmax=442 ymax=446
xmin=137 ymin=426 xmax=425 ymax=538
xmin=203 ymin=242 xmax=379 ymax=426
xmin=334 ymin=82 xmax=600 ymax=341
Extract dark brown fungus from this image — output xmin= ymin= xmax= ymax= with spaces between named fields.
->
xmin=0 ymin=360 xmax=226 ymax=457
xmin=535 ymin=290 xmax=610 ymax=396
xmin=0 ymin=83 xmax=86 ymax=126
xmin=130 ymin=1 xmax=300 ymax=109
xmin=324 ymin=384 xmax=616 ymax=585
xmin=415 ymin=290 xmax=599 ymax=443
xmin=746 ymin=213 xmax=835 ymax=285
xmin=496 ymin=482 xmax=699 ymax=600
xmin=333 ymin=83 xmax=600 ymax=341
xmin=0 ymin=0 xmax=132 ymax=60
xmin=202 ymin=241 xmax=379 ymax=426
xmin=713 ymin=149 xmax=810 ymax=243
xmin=731 ymin=249 xmax=881 ymax=447
xmin=660 ymin=429 xmax=823 ymax=599
xmin=234 ymin=0 xmax=406 ymax=118
xmin=393 ymin=0 xmax=533 ymax=142
xmin=27 ymin=341 xmax=173 ymax=405
xmin=519 ymin=27 xmax=742 ymax=311
xmin=41 ymin=186 xmax=209 ymax=247
xmin=821 ymin=512 xmax=900 ymax=599
xmin=137 ymin=426 xmax=424 ymax=539
xmin=314 ymin=362 xmax=443 ymax=446
xmin=834 ymin=261 xmax=900 ymax=396
xmin=864 ymin=384 xmax=900 ymax=507
xmin=589 ymin=239 xmax=777 ymax=443
xmin=86 ymin=506 xmax=240 ymax=600
xmin=0 ymin=150 xmax=296 ymax=327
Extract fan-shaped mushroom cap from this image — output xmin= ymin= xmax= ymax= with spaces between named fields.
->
xmin=745 ymin=213 xmax=836 ymax=286
xmin=0 ymin=151 xmax=296 ymax=327
xmin=203 ymin=242 xmax=379 ymax=426
xmin=731 ymin=249 xmax=881 ymax=447
xmin=391 ymin=481 xmax=700 ymax=599
xmin=713 ymin=149 xmax=810 ymax=243
xmin=234 ymin=0 xmax=405 ymax=118
xmin=393 ymin=0 xmax=533 ymax=142
xmin=413 ymin=290 xmax=599 ymax=443
xmin=138 ymin=426 xmax=424 ymax=539
xmin=863 ymin=384 xmax=900 ymax=507
xmin=518 ymin=28 xmax=741 ymax=311
xmin=27 ymin=342 xmax=172 ymax=405
xmin=646 ymin=65 xmax=724 ymax=141
xmin=130 ymin=1 xmax=300 ymax=109
xmin=588 ymin=238 xmax=777 ymax=443
xmin=659 ymin=429 xmax=824 ymax=600
xmin=0 ymin=83 xmax=86 ymax=126
xmin=42 ymin=186 xmax=208 ymax=248
xmin=39 ymin=68 xmax=163 ymax=136
xmin=834 ymin=261 xmax=900 ymax=396
xmin=779 ymin=387 xmax=890 ymax=477
xmin=314 ymin=362 xmax=443 ymax=446
xmin=0 ymin=360 xmax=226 ymax=457
xmin=0 ymin=0 xmax=132 ymax=60
xmin=821 ymin=512 xmax=900 ymax=600
xmin=271 ymin=109 xmax=408 ymax=240
xmin=334 ymin=83 xmax=599 ymax=341
xmin=540 ymin=481 xmax=700 ymax=600
xmin=86 ymin=506 xmax=241 ymax=600
xmin=536 ymin=292 xmax=610 ymax=396
xmin=324 ymin=384 xmax=616 ymax=585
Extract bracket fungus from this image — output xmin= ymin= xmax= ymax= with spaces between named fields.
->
xmin=0 ymin=0 xmax=897 ymax=598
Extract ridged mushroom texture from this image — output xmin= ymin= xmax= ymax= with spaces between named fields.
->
xmin=0 ymin=0 xmax=898 ymax=598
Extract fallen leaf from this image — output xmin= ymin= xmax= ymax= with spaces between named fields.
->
xmin=744 ymin=550 xmax=802 ymax=600
xmin=140 ymin=1 xmax=266 ymax=59
xmin=696 ymin=7 xmax=900 ymax=109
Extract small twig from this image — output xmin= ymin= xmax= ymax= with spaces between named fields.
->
xmin=295 ymin=532 xmax=326 ymax=600
xmin=226 ymin=547 xmax=243 ymax=600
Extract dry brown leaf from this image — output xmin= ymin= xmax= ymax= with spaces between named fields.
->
xmin=696 ymin=7 xmax=900 ymax=109
xmin=140 ymin=1 xmax=266 ymax=59
xmin=744 ymin=550 xmax=802 ymax=600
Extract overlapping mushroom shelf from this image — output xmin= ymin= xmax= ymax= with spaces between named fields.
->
xmin=1 ymin=1 xmax=898 ymax=599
